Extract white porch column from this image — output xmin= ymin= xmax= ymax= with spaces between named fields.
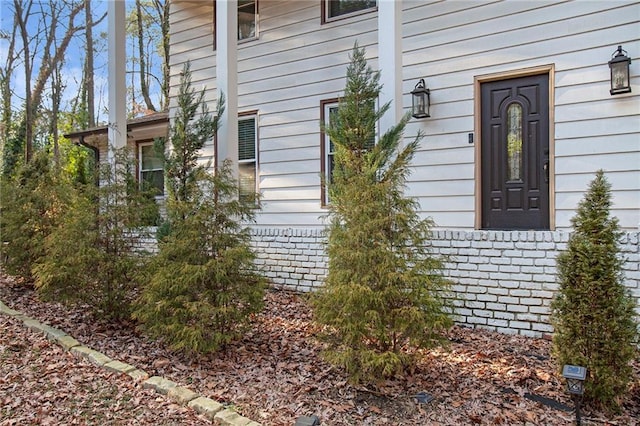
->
xmin=216 ymin=0 xmax=239 ymax=177
xmin=107 ymin=0 xmax=127 ymax=164
xmin=378 ymin=0 xmax=403 ymax=135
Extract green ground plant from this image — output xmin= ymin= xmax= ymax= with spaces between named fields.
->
xmin=312 ymin=44 xmax=453 ymax=384
xmin=134 ymin=63 xmax=265 ymax=354
xmin=551 ymin=170 xmax=638 ymax=412
xmin=0 ymin=151 xmax=67 ymax=279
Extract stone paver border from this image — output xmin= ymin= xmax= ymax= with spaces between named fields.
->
xmin=0 ymin=298 xmax=261 ymax=426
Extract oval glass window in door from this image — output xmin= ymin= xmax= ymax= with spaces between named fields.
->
xmin=506 ymin=103 xmax=523 ymax=181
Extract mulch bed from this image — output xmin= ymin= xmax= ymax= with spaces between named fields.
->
xmin=1 ymin=272 xmax=638 ymax=425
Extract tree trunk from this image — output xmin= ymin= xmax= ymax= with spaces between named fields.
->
xmin=51 ymin=62 xmax=62 ymax=169
xmin=84 ymin=0 xmax=95 ymax=127
xmin=153 ymin=0 xmax=170 ymax=111
xmin=15 ymin=0 xmax=34 ymax=163
xmin=136 ymin=0 xmax=157 ymax=113
xmin=1 ymin=14 xmax=18 ymax=148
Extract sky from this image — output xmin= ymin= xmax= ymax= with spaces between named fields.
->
xmin=0 ymin=0 xmax=162 ymax=126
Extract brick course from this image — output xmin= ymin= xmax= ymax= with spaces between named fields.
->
xmin=250 ymin=228 xmax=640 ymax=337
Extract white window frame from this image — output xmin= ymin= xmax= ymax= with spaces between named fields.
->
xmin=138 ymin=141 xmax=164 ymax=196
xmin=323 ymin=0 xmax=377 ymax=23
xmin=238 ymin=113 xmax=258 ymax=203
xmin=322 ymin=102 xmax=339 ymax=206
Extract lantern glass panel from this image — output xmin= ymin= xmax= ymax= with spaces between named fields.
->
xmin=610 ymin=61 xmax=630 ymax=93
xmin=414 ymin=94 xmax=424 ymax=116
xmin=412 ymin=91 xmax=429 ymax=118
xmin=566 ymin=378 xmax=585 ymax=395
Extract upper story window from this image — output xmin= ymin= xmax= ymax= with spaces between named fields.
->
xmin=238 ymin=0 xmax=257 ymax=41
xmin=238 ymin=114 xmax=258 ymax=203
xmin=138 ymin=141 xmax=164 ymax=195
xmin=322 ymin=0 xmax=376 ymax=23
xmin=213 ymin=0 xmax=258 ymax=48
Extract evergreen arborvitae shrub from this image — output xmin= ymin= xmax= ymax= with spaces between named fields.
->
xmin=0 ymin=151 xmax=67 ymax=279
xmin=33 ymin=148 xmax=158 ymax=319
xmin=551 ymin=170 xmax=638 ymax=411
xmin=311 ymin=44 xmax=453 ymax=384
xmin=1 ymin=115 xmax=27 ymax=179
xmin=134 ymin=63 xmax=265 ymax=355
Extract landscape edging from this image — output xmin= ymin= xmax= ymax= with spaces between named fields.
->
xmin=0 ymin=298 xmax=262 ymax=426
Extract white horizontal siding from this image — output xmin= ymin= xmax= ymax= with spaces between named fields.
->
xmin=411 ymin=163 xmax=472 ymax=182
xmin=170 ymin=0 xmax=640 ymax=230
xmin=240 ymin=0 xmax=379 ymax=227
xmin=260 ymin=146 xmax=319 ymax=164
xmin=259 ymin=133 xmax=319 ymax=152
xmin=405 ymin=0 xmax=639 ymax=230
xmin=259 ymin=120 xmax=318 ymax=142
xmin=407 ymin=179 xmax=474 ymax=198
xmin=555 ymin=117 xmax=639 ymax=140
xmin=427 ymin=211 xmax=476 ymax=229
xmin=262 ymin=187 xmax=319 ymax=201
xmin=555 ymin=151 xmax=640 ymax=175
xmin=255 ymin=203 xmax=328 ymax=226
xmin=259 ymin=174 xmax=320 ymax=190
xmin=413 ymin=146 xmax=474 ymax=167
xmin=557 ymin=209 xmax=639 ymax=231
xmin=260 ymin=158 xmax=319 ymax=176
xmin=555 ymin=97 xmax=638 ymax=122
xmin=555 ymin=134 xmax=638 ymax=157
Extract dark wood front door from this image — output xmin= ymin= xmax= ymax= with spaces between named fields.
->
xmin=481 ymin=74 xmax=550 ymax=230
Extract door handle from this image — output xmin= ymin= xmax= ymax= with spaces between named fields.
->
xmin=543 ymin=160 xmax=549 ymax=183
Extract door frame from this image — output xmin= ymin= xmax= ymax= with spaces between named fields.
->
xmin=474 ymin=64 xmax=556 ymax=230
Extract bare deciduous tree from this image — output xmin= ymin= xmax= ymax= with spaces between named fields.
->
xmin=0 ymin=17 xmax=19 ymax=151
xmin=14 ymin=0 xmax=86 ymax=163
xmin=130 ymin=0 xmax=170 ymax=114
xmin=84 ymin=0 xmax=95 ymax=127
xmin=152 ymin=0 xmax=170 ymax=111
xmin=135 ymin=0 xmax=157 ymax=113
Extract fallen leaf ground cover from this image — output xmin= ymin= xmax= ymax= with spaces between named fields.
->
xmin=0 ymin=315 xmax=210 ymax=425
xmin=1 ymin=272 xmax=638 ymax=425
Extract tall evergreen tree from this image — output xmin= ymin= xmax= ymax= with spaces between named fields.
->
xmin=0 ymin=150 xmax=65 ymax=278
xmin=551 ymin=170 xmax=638 ymax=411
xmin=312 ymin=44 xmax=453 ymax=384
xmin=33 ymin=148 xmax=158 ymax=319
xmin=135 ymin=63 xmax=265 ymax=355
xmin=162 ymin=62 xmax=221 ymax=219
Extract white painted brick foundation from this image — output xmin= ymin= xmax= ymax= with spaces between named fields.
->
xmin=250 ymin=228 xmax=328 ymax=293
xmin=250 ymin=228 xmax=640 ymax=337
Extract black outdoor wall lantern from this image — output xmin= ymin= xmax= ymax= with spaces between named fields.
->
xmin=411 ymin=78 xmax=431 ymax=118
xmin=609 ymin=45 xmax=632 ymax=95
